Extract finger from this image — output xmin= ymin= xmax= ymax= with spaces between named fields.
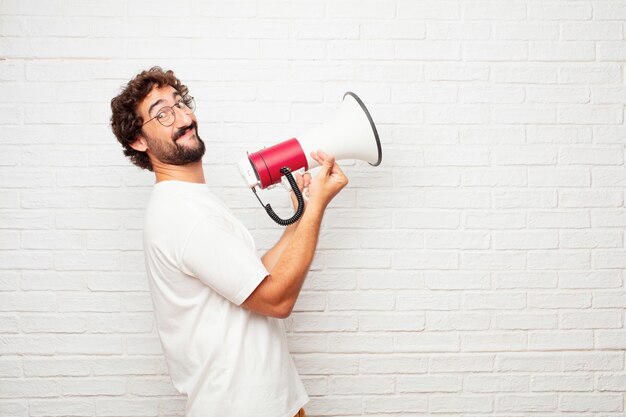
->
xmin=310 ymin=149 xmax=332 ymax=166
xmin=302 ymin=172 xmax=312 ymax=188
xmin=316 ymin=149 xmax=335 ymax=167
xmin=312 ymin=149 xmax=335 ymax=175
xmin=330 ymin=163 xmax=348 ymax=183
xmin=294 ymin=172 xmax=304 ymax=190
xmin=310 ymin=150 xmax=321 ymax=165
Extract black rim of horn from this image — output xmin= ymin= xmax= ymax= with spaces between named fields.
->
xmin=343 ymin=91 xmax=382 ymax=167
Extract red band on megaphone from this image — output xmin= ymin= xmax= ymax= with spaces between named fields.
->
xmin=248 ymin=138 xmax=308 ymax=189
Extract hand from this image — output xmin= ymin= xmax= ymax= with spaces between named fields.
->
xmin=289 ymin=171 xmax=311 ymax=211
xmin=307 ymin=149 xmax=349 ymax=209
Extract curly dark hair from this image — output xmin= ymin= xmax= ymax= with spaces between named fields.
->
xmin=110 ymin=66 xmax=188 ymax=171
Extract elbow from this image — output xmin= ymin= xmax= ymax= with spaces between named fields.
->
xmin=265 ymin=273 xmax=297 ymax=319
xmin=274 ymin=310 xmax=291 ymax=319
xmin=273 ymin=298 xmax=295 ymax=319
xmin=242 ymin=273 xmax=298 ymax=319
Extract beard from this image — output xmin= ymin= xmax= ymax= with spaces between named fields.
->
xmin=146 ymin=122 xmax=206 ymax=166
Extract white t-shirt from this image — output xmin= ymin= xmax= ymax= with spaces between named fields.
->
xmin=142 ymin=180 xmax=309 ymax=417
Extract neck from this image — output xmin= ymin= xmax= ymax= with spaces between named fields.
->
xmin=152 ymin=160 xmax=206 ymax=184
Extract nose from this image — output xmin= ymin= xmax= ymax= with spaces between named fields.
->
xmin=173 ymin=105 xmax=193 ymax=127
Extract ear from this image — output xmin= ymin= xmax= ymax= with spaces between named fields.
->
xmin=129 ymin=135 xmax=148 ymax=152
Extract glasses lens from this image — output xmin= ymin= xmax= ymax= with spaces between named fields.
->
xmin=183 ymin=96 xmax=196 ymax=113
xmin=157 ymin=108 xmax=175 ymax=127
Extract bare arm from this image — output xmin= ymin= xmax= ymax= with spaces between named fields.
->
xmin=260 ymin=224 xmax=297 ymax=273
xmin=242 ymin=151 xmax=348 ymax=318
xmin=245 ymin=204 xmax=324 ymax=318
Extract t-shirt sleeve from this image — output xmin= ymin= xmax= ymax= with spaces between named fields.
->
xmin=180 ymin=217 xmax=269 ymax=306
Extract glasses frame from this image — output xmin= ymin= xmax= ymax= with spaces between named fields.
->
xmin=142 ymin=96 xmax=196 ymax=127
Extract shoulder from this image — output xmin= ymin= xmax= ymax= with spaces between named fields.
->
xmin=143 ymin=183 xmax=208 ymax=244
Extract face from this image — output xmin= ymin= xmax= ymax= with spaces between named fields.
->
xmin=135 ymin=85 xmax=205 ymax=166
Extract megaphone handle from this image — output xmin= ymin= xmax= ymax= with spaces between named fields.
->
xmin=252 ymin=167 xmax=304 ymax=226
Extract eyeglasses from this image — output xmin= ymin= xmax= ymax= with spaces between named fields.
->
xmin=142 ymin=96 xmax=196 ymax=127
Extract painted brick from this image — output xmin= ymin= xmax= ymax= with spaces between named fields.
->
xmin=430 ymin=354 xmax=494 ymax=373
xmin=465 ymin=375 xmax=528 ymax=393
xmin=560 ymin=394 xmax=624 ymax=412
xmin=397 ymin=375 xmax=461 ymax=393
xmin=359 ymin=356 xmax=427 ymax=374
xmin=496 ymin=353 xmax=562 ymax=372
xmin=562 ymin=352 xmax=624 ymax=371
xmin=495 ymin=394 xmax=557 ymax=412
xmin=430 ymin=395 xmax=493 ymax=412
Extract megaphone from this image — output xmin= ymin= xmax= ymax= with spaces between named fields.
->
xmin=238 ymin=91 xmax=382 ymax=226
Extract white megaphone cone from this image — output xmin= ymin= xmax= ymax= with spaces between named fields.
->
xmin=298 ymin=92 xmax=382 ymax=169
xmin=238 ymin=91 xmax=382 ymax=226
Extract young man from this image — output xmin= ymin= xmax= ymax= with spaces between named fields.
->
xmin=110 ymin=67 xmax=348 ymax=417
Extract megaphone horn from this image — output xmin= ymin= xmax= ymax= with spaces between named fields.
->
xmin=238 ymin=91 xmax=382 ymax=226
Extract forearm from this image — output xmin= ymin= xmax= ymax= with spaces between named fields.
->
xmin=269 ymin=203 xmax=324 ymax=309
xmin=261 ymin=222 xmax=298 ymax=272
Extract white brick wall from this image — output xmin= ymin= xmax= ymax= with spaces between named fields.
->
xmin=1 ymin=0 xmax=625 ymax=416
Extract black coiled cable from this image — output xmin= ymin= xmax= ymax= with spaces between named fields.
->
xmin=252 ymin=167 xmax=304 ymax=226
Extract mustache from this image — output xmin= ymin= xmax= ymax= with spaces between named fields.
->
xmin=173 ymin=122 xmax=197 ymax=141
